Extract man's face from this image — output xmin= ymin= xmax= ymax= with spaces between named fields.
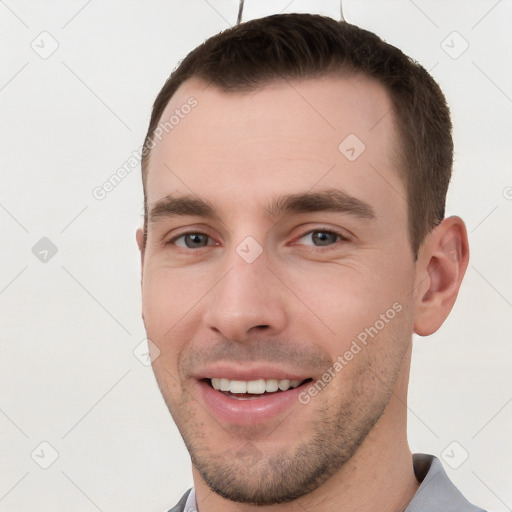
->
xmin=139 ymin=75 xmax=419 ymax=504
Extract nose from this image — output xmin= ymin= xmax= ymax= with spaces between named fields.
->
xmin=203 ymin=244 xmax=289 ymax=343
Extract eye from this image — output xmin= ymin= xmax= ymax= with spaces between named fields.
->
xmin=169 ymin=232 xmax=215 ymax=249
xmin=295 ymin=229 xmax=348 ymax=247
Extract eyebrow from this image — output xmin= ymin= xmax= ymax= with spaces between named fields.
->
xmin=266 ymin=188 xmax=376 ymax=220
xmin=148 ymin=188 xmax=376 ymax=224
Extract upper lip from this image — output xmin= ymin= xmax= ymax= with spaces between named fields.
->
xmin=192 ymin=364 xmax=312 ymax=382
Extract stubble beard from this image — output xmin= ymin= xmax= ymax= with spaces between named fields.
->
xmin=163 ymin=364 xmax=398 ymax=506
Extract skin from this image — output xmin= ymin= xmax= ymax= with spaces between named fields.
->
xmin=136 ymin=75 xmax=469 ymax=512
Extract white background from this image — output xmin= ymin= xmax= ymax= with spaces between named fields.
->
xmin=1 ymin=0 xmax=511 ymax=511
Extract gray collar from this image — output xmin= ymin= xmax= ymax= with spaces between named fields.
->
xmin=405 ymin=454 xmax=485 ymax=512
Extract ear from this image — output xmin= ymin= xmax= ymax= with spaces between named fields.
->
xmin=136 ymin=227 xmax=146 ymax=325
xmin=136 ymin=227 xmax=145 ymax=270
xmin=413 ymin=216 xmax=469 ymax=336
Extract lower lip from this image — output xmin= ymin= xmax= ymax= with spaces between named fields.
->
xmin=197 ymin=380 xmax=308 ymax=426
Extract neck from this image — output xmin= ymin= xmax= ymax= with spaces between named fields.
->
xmin=193 ymin=345 xmax=419 ymax=512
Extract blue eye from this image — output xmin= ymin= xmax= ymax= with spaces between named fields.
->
xmin=166 ymin=228 xmax=348 ymax=251
xmin=171 ymin=233 xmax=212 ymax=249
xmin=297 ymin=230 xmax=346 ymax=247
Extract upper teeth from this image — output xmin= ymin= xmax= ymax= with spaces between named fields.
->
xmin=210 ymin=378 xmax=303 ymax=394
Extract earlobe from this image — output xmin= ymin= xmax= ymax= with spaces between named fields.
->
xmin=413 ymin=216 xmax=469 ymax=336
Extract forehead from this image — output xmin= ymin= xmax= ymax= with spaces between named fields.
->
xmin=145 ymin=75 xmax=405 ymax=224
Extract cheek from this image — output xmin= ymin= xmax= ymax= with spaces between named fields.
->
xmin=283 ymin=261 xmax=416 ymax=388
xmin=141 ymin=264 xmax=210 ymax=370
xmin=142 ymin=261 xmax=208 ymax=332
xmin=287 ymin=260 xmax=413 ymax=345
xmin=317 ymin=299 xmax=414 ymax=409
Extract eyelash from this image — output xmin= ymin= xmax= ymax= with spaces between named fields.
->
xmin=294 ymin=229 xmax=351 ymax=251
xmin=165 ymin=228 xmax=350 ymax=251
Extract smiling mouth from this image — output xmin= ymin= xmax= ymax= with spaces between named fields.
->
xmin=204 ymin=377 xmax=313 ymax=400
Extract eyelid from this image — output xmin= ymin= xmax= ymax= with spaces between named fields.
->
xmin=291 ymin=227 xmax=351 ymax=248
xmin=164 ymin=225 xmax=352 ymax=249
xmin=166 ymin=229 xmax=217 ymax=246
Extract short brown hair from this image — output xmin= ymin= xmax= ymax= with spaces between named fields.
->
xmin=141 ymin=13 xmax=453 ymax=259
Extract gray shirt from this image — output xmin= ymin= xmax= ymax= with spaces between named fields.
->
xmin=167 ymin=454 xmax=486 ymax=512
